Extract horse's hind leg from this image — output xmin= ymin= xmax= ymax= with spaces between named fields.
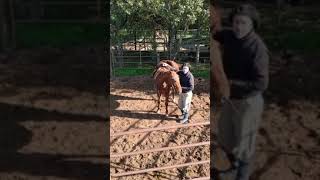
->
xmin=172 ymin=87 xmax=176 ymax=103
xmin=156 ymin=90 xmax=161 ymax=113
xmin=165 ymin=89 xmax=170 ymax=116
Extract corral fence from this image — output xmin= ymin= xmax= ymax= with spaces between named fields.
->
xmin=0 ymin=0 xmax=105 ymax=51
xmin=14 ymin=0 xmax=105 ymax=23
xmin=110 ymin=29 xmax=210 ymax=76
xmin=110 ymin=121 xmax=211 ymax=179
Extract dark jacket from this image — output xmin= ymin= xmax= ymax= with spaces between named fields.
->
xmin=213 ymin=29 xmax=269 ymax=99
xmin=178 ymin=71 xmax=194 ymax=93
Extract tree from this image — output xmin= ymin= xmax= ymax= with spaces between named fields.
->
xmin=111 ymin=0 xmax=209 ymax=58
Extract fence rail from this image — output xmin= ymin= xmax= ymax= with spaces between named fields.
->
xmin=110 ymin=141 xmax=210 ymax=158
xmin=111 ymin=160 xmax=210 ymax=177
xmin=39 ymin=1 xmax=98 ymax=5
xmin=15 ymin=0 xmax=103 ymax=24
xmin=111 ymin=121 xmax=210 ymax=137
xmin=110 ymin=121 xmax=210 ymax=177
xmin=15 ymin=19 xmax=105 ymax=23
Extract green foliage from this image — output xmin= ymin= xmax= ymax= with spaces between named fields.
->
xmin=111 ymin=0 xmax=209 ymax=44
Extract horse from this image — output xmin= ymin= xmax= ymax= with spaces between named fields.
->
xmin=153 ymin=60 xmax=182 ymax=102
xmin=153 ymin=61 xmax=182 ymax=116
xmin=210 ymin=5 xmax=230 ymax=104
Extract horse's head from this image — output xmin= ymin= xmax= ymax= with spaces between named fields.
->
xmin=169 ymin=71 xmax=182 ymax=94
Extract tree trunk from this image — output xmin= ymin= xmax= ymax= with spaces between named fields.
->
xmin=168 ymin=27 xmax=177 ymax=59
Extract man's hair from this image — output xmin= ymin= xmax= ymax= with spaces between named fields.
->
xmin=182 ymin=62 xmax=191 ymax=69
xmin=229 ymin=3 xmax=260 ymax=29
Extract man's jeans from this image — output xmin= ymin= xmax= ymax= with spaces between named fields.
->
xmin=217 ymin=93 xmax=264 ymax=180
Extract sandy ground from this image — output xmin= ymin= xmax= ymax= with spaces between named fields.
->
xmin=0 ymin=47 xmax=108 ymax=180
xmin=0 ymin=47 xmax=319 ymax=180
xmin=110 ymin=76 xmax=211 ymax=179
xmin=248 ymin=53 xmax=320 ymax=180
xmin=110 ymin=53 xmax=320 ymax=180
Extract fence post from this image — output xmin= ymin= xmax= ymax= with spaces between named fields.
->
xmin=97 ymin=0 xmax=101 ymax=20
xmin=157 ymin=53 xmax=160 ymax=63
xmin=139 ymin=45 xmax=142 ymax=67
xmin=110 ymin=49 xmax=113 ymax=78
xmin=110 ymin=48 xmax=116 ymax=77
xmin=0 ymin=0 xmax=16 ymax=51
xmin=196 ymin=44 xmax=200 ymax=65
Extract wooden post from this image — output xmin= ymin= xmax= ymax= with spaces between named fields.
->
xmin=9 ymin=0 xmax=16 ymax=49
xmin=97 ymin=0 xmax=101 ymax=20
xmin=157 ymin=53 xmax=160 ymax=63
xmin=139 ymin=46 xmax=142 ymax=67
xmin=0 ymin=0 xmax=5 ymax=51
xmin=0 ymin=0 xmax=16 ymax=52
xmin=110 ymin=48 xmax=113 ymax=78
xmin=30 ymin=0 xmax=41 ymax=20
xmin=196 ymin=43 xmax=200 ymax=65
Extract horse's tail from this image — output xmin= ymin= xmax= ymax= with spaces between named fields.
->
xmin=152 ymin=64 xmax=160 ymax=78
xmin=152 ymin=69 xmax=156 ymax=78
xmin=152 ymin=68 xmax=160 ymax=79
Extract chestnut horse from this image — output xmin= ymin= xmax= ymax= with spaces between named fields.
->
xmin=153 ymin=60 xmax=182 ymax=101
xmin=210 ymin=5 xmax=230 ymax=103
xmin=153 ymin=60 xmax=182 ymax=116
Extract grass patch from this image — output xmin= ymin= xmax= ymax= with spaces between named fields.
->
xmin=114 ymin=68 xmax=153 ymax=77
xmin=114 ymin=67 xmax=209 ymax=79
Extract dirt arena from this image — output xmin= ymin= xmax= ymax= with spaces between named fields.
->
xmin=110 ymin=53 xmax=320 ymax=180
xmin=110 ymin=76 xmax=211 ymax=179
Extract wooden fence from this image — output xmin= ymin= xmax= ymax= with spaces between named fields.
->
xmin=15 ymin=0 xmax=105 ymax=23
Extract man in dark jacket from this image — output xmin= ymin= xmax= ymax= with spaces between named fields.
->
xmin=177 ymin=63 xmax=194 ymax=124
xmin=212 ymin=3 xmax=269 ymax=180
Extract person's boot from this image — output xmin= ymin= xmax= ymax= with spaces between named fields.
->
xmin=180 ymin=112 xmax=189 ymax=124
xmin=179 ymin=109 xmax=185 ymax=119
xmin=235 ymin=160 xmax=250 ymax=180
xmin=217 ymin=159 xmax=239 ymax=180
